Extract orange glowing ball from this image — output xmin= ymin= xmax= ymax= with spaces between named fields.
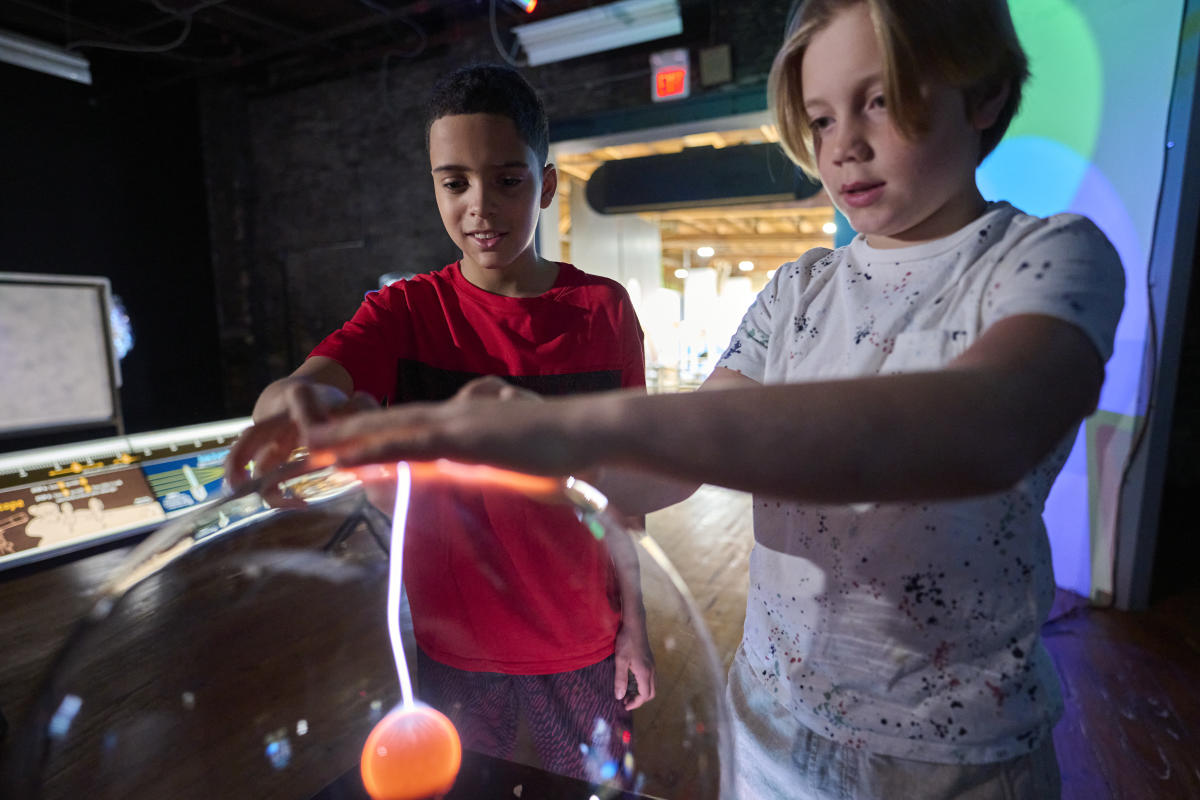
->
xmin=360 ymin=705 xmax=463 ymax=800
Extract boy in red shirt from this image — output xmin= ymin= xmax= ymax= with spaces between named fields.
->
xmin=229 ymin=64 xmax=654 ymax=782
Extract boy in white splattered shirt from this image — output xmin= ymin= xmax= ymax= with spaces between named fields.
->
xmin=296 ymin=1 xmax=1124 ymax=797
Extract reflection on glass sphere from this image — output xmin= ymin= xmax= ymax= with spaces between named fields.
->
xmin=5 ymin=459 xmax=731 ymax=799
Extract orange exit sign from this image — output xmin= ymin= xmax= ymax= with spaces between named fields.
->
xmin=656 ymin=67 xmax=687 ymax=98
xmin=651 ymin=48 xmax=689 ymax=102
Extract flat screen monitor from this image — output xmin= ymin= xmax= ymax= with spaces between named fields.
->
xmin=0 ymin=273 xmax=123 ymax=439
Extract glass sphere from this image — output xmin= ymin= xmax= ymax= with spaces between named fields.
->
xmin=5 ymin=459 xmax=731 ymax=799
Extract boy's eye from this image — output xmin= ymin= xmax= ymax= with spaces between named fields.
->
xmin=441 ymin=179 xmax=467 ymax=191
xmin=869 ymin=94 xmax=886 ymax=109
xmin=810 ymin=116 xmax=832 ymax=132
xmin=499 ymin=176 xmax=523 ymax=187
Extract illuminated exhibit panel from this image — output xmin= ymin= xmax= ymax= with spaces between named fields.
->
xmin=7 ymin=460 xmax=731 ymax=799
xmin=125 ymin=421 xmax=251 ymax=513
xmin=0 ymin=418 xmax=251 ymax=571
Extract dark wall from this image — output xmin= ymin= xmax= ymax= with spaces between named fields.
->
xmin=1152 ymin=240 xmax=1200 ymax=599
xmin=0 ymin=59 xmax=222 ymax=451
xmin=199 ymin=1 xmax=795 ymax=416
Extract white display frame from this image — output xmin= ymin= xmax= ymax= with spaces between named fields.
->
xmin=0 ymin=272 xmax=124 ymax=439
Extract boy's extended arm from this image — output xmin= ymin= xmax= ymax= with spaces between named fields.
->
xmin=589 ymin=367 xmax=757 ymax=514
xmin=303 ymin=313 xmax=1103 ymax=504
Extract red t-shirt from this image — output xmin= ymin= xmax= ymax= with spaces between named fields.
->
xmin=310 ymin=261 xmax=646 ymax=673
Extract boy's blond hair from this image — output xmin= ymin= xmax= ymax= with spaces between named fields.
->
xmin=770 ymin=0 xmax=1029 ymax=177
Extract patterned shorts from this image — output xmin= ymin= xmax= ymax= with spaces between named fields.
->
xmin=416 ymin=647 xmax=633 ymax=785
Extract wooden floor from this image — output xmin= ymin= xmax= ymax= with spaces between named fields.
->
xmin=1 ymin=484 xmax=1197 ymax=798
xmin=646 ymin=485 xmax=1200 ymax=800
xmin=1043 ymin=589 xmax=1200 ymax=797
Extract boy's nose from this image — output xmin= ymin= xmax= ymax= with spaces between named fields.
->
xmin=467 ymin=185 xmax=496 ymax=216
xmin=830 ymin=124 xmax=870 ymax=166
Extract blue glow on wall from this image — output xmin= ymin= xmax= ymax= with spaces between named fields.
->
xmin=973 ymin=0 xmax=1183 ymax=599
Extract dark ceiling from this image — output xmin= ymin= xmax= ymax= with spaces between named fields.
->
xmin=0 ymin=0 xmax=613 ymax=91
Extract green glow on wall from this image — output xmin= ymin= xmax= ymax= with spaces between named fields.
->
xmin=1007 ymin=0 xmax=1104 ymax=159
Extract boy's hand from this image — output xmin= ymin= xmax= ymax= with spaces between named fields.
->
xmin=224 ymin=380 xmax=376 ymax=503
xmin=453 ymin=375 xmax=541 ymax=403
xmin=614 ymin=615 xmax=656 ymax=711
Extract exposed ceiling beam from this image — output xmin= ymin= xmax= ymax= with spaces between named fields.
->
xmin=7 ymin=0 xmax=161 ymax=49
xmin=206 ymin=0 xmax=435 ymax=70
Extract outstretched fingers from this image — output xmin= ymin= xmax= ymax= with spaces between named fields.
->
xmin=223 ymin=415 xmax=297 ymax=493
xmin=304 ymin=405 xmax=443 ymax=466
xmin=305 ymin=394 xmax=583 ymax=477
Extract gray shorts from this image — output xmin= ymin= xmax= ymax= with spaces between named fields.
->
xmin=726 ymin=645 xmax=1061 ymax=800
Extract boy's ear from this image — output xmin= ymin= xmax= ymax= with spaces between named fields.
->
xmin=969 ymin=80 xmax=1010 ymax=131
xmin=540 ymin=163 xmax=558 ymax=210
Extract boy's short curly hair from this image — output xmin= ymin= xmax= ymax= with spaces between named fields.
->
xmin=425 ymin=64 xmax=550 ymax=166
xmin=770 ymin=0 xmax=1030 ymax=177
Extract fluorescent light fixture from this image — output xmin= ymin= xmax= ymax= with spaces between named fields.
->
xmin=697 ymin=246 xmax=715 ymax=258
xmin=738 ymin=260 xmax=754 ymax=271
xmin=513 ymin=0 xmax=683 ymax=67
xmin=673 ymin=268 xmax=689 ymax=279
xmin=822 ymin=221 xmax=838 ymax=234
xmin=0 ymin=29 xmax=91 ymax=85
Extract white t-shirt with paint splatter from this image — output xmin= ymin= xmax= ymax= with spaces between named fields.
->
xmin=715 ymin=202 xmax=1125 ymax=764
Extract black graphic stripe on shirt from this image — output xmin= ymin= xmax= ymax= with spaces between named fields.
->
xmin=392 ymin=359 xmax=623 ymax=404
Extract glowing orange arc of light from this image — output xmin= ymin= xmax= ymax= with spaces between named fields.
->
xmin=331 ymin=458 xmax=564 ymax=501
